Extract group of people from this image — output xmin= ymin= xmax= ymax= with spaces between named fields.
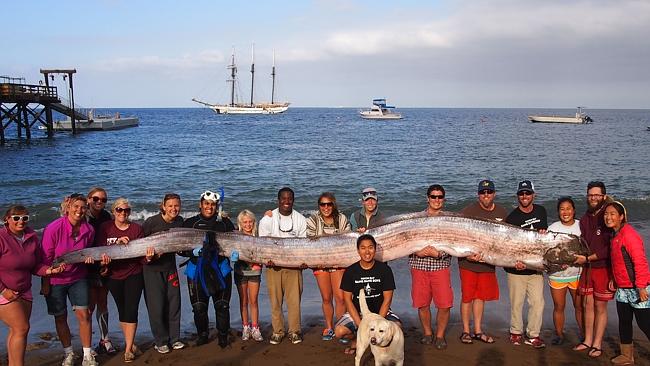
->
xmin=0 ymin=180 xmax=648 ymax=366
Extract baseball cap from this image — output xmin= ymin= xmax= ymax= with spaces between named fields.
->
xmin=200 ymin=190 xmax=221 ymax=202
xmin=361 ymin=187 xmax=378 ymax=201
xmin=517 ymin=180 xmax=535 ymax=194
xmin=477 ymin=180 xmax=495 ymax=192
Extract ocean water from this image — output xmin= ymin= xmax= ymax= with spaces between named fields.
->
xmin=1 ymin=107 xmax=649 ymax=350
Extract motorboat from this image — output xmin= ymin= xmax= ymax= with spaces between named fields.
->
xmin=528 ymin=107 xmax=593 ymax=124
xmin=359 ymin=99 xmax=402 ymax=120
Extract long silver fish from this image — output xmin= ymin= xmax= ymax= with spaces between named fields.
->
xmin=54 ymin=215 xmax=587 ymax=273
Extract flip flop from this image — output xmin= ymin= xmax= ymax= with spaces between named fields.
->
xmin=588 ymin=347 xmax=602 ymax=358
xmin=472 ymin=333 xmax=495 ymax=344
xmin=344 ymin=346 xmax=356 ymax=355
xmin=460 ymin=332 xmax=473 ymax=344
xmin=573 ymin=342 xmax=591 ymax=351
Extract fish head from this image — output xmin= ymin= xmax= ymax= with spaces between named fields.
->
xmin=543 ymin=233 xmax=590 ymax=273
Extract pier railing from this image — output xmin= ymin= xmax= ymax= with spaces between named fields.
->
xmin=0 ymin=83 xmax=58 ymax=99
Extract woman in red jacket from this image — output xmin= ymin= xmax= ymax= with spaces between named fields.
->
xmin=604 ymin=201 xmax=650 ymax=365
xmin=0 ymin=205 xmax=64 ymax=366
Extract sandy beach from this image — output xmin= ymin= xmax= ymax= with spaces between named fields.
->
xmin=9 ymin=258 xmax=650 ymax=366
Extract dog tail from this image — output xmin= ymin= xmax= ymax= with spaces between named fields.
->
xmin=358 ymin=288 xmax=370 ymax=316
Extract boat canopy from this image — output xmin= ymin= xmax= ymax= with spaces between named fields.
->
xmin=372 ymin=98 xmax=395 ymax=108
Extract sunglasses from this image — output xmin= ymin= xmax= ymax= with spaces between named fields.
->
xmin=115 ymin=207 xmax=132 ymax=214
xmin=362 ymin=191 xmax=377 ymax=197
xmin=479 ymin=190 xmax=494 ymax=195
xmin=517 ymin=191 xmax=533 ymax=196
xmin=10 ymin=215 xmax=29 ymax=222
xmin=428 ymin=195 xmax=445 ymax=200
xmin=91 ymin=196 xmax=108 ymax=203
xmin=319 ymin=202 xmax=334 ymax=207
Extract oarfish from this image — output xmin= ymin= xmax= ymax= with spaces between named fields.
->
xmin=54 ymin=215 xmax=588 ymax=273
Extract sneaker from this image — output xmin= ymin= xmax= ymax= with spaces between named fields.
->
xmin=171 ymin=341 xmax=186 ymax=350
xmin=81 ymin=354 xmax=98 ymax=366
xmin=96 ymin=339 xmax=117 ymax=355
xmin=251 ymin=326 xmax=263 ymax=342
xmin=269 ymin=332 xmax=284 ymax=345
xmin=420 ymin=335 xmax=433 ymax=345
xmin=509 ymin=333 xmax=523 ymax=346
xmin=61 ymin=352 xmax=77 ymax=366
xmin=242 ymin=324 xmax=252 ymax=341
xmin=289 ymin=332 xmax=303 ymax=344
xmin=322 ymin=328 xmax=335 ymax=341
xmin=218 ymin=334 xmax=230 ymax=349
xmin=154 ymin=344 xmax=171 ymax=354
xmin=525 ymin=336 xmax=546 ymax=349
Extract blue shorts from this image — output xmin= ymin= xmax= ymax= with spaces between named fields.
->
xmin=46 ymin=279 xmax=89 ymax=316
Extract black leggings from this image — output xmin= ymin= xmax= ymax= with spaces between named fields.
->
xmin=616 ymin=301 xmax=650 ymax=344
xmin=107 ymin=272 xmax=144 ymax=323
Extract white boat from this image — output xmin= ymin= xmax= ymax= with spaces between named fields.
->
xmin=528 ymin=107 xmax=593 ymax=124
xmin=192 ymin=46 xmax=289 ymax=115
xmin=359 ymin=99 xmax=402 ymax=120
xmin=44 ymin=110 xmax=139 ymax=131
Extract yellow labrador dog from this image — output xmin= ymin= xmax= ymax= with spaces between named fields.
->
xmin=356 ymin=289 xmax=404 ymax=366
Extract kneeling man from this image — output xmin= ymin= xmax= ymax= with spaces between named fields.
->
xmin=335 ymin=234 xmax=400 ymax=355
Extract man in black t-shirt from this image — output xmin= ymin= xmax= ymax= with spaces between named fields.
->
xmin=504 ymin=180 xmax=548 ymax=349
xmin=334 ymin=234 xmax=400 ymax=354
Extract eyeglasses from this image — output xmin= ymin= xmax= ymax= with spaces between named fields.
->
xmin=319 ymin=202 xmax=334 ymax=207
xmin=115 ymin=207 xmax=132 ymax=214
xmin=10 ymin=215 xmax=29 ymax=222
xmin=279 ymin=217 xmax=293 ymax=233
xmin=517 ymin=191 xmax=533 ymax=197
xmin=91 ymin=196 xmax=107 ymax=203
xmin=479 ymin=190 xmax=494 ymax=195
xmin=428 ymin=195 xmax=445 ymax=200
xmin=587 ymin=194 xmax=604 ymax=199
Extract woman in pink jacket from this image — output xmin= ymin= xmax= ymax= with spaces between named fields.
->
xmin=0 ymin=205 xmax=64 ymax=366
xmin=604 ymin=201 xmax=650 ymax=365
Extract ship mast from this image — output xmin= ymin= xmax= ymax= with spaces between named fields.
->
xmin=250 ymin=44 xmax=255 ymax=106
xmin=227 ymin=48 xmax=237 ymax=107
xmin=271 ymin=50 xmax=276 ymax=105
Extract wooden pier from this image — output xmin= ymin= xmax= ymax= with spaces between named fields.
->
xmin=0 ymin=69 xmax=86 ymax=143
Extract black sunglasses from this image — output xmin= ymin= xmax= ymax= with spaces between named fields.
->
xmin=428 ymin=195 xmax=445 ymax=200
xmin=319 ymin=202 xmax=334 ymax=207
xmin=115 ymin=207 xmax=132 ymax=214
xmin=517 ymin=191 xmax=533 ymax=196
xmin=91 ymin=196 xmax=108 ymax=203
xmin=10 ymin=215 xmax=29 ymax=222
xmin=479 ymin=190 xmax=494 ymax=195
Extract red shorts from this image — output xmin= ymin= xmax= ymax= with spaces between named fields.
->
xmin=578 ymin=266 xmax=614 ymax=301
xmin=459 ymin=268 xmax=499 ymax=303
xmin=410 ymin=268 xmax=453 ymax=309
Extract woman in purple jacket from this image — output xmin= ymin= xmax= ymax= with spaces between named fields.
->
xmin=0 ymin=205 xmax=64 ymax=366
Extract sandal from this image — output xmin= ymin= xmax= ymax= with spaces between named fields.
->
xmin=573 ymin=342 xmax=591 ymax=352
xmin=338 ymin=337 xmax=350 ymax=345
xmin=472 ymin=333 xmax=495 ymax=344
xmin=460 ymin=332 xmax=473 ymax=344
xmin=344 ymin=346 xmax=356 ymax=355
xmin=588 ymin=347 xmax=602 ymax=358
xmin=420 ymin=335 xmax=433 ymax=345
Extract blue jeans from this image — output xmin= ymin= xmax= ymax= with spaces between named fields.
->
xmin=46 ymin=279 xmax=89 ymax=316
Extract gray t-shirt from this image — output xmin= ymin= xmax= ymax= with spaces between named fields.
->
xmin=142 ymin=213 xmax=184 ymax=272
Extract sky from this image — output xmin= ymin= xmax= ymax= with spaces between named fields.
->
xmin=3 ymin=0 xmax=649 ymax=108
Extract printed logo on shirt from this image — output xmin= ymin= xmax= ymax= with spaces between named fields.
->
xmin=106 ymin=237 xmax=120 ymax=245
xmin=520 ymin=217 xmax=541 ymax=229
xmin=354 ymin=276 xmax=381 ymax=299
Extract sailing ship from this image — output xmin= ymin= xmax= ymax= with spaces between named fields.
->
xmin=192 ymin=46 xmax=289 ymax=114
